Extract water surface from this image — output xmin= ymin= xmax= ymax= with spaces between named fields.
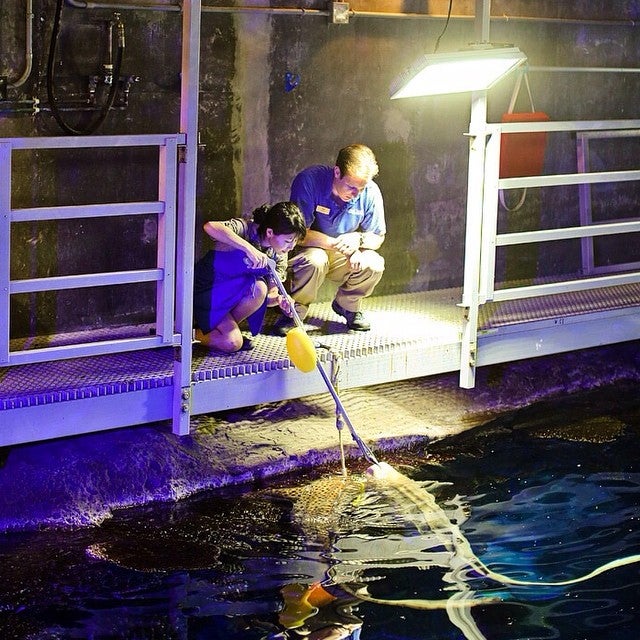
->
xmin=1 ymin=381 xmax=639 ymax=639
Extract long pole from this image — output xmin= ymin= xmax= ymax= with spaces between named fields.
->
xmin=266 ymin=260 xmax=379 ymax=465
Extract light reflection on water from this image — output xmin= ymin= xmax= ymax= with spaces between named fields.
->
xmin=1 ymin=383 xmax=640 ymax=639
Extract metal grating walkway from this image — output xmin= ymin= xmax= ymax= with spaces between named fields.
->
xmin=0 ymin=289 xmax=464 ymax=417
xmin=480 ymin=282 xmax=640 ymax=328
xmin=1 ymin=285 xmax=639 ymax=446
xmin=192 ymin=288 xmax=464 ymax=381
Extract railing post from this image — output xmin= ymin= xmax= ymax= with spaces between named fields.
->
xmin=460 ymin=91 xmax=489 ymax=389
xmin=577 ymin=132 xmax=595 ymax=274
xmin=157 ymin=136 xmax=178 ymax=343
xmin=172 ymin=0 xmax=202 ymax=436
xmin=0 ymin=142 xmax=11 ymax=365
xmin=478 ymin=126 xmax=501 ymax=303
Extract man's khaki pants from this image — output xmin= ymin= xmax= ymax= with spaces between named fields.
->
xmin=288 ymin=247 xmax=384 ymax=319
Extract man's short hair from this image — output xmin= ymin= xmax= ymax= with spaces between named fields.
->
xmin=336 ymin=144 xmax=379 ymax=181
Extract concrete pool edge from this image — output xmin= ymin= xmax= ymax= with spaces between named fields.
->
xmin=1 ymin=341 xmax=639 ymax=533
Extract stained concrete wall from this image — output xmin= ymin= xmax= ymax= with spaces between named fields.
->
xmin=1 ymin=1 xmax=640 ymax=336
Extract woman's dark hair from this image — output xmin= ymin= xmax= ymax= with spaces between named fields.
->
xmin=252 ymin=201 xmax=306 ymax=240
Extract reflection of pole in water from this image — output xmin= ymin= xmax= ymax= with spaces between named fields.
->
xmin=328 ymin=464 xmax=494 ymax=640
xmin=260 ymin=461 xmax=640 ymax=639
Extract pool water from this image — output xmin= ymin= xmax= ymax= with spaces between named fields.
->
xmin=1 ymin=381 xmax=640 ymax=639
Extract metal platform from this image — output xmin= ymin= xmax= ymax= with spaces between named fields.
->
xmin=1 ymin=285 xmax=639 ymax=447
xmin=477 ymin=282 xmax=640 ymax=366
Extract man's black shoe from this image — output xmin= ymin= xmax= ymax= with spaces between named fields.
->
xmin=331 ymin=300 xmax=371 ymax=331
xmin=270 ymin=314 xmax=296 ymax=337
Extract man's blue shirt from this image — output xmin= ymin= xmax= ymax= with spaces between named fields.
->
xmin=290 ymin=165 xmax=386 ymax=237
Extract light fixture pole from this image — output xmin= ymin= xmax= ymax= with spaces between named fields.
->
xmin=459 ymin=0 xmax=492 ymax=388
xmin=387 ymin=0 xmax=525 ymax=387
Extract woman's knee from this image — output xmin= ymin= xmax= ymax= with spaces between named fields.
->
xmin=197 ymin=326 xmax=243 ymax=352
xmin=226 ymin=330 xmax=244 ymax=352
xmin=249 ymin=280 xmax=268 ymax=304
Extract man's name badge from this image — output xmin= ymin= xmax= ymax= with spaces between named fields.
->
xmin=315 ymin=205 xmax=330 ymax=215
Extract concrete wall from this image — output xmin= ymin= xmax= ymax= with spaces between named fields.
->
xmin=2 ymin=1 xmax=640 ymax=335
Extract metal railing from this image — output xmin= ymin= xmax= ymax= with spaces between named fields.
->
xmin=577 ymin=128 xmax=640 ymax=277
xmin=460 ymin=118 xmax=640 ymax=386
xmin=0 ymin=133 xmax=186 ymax=366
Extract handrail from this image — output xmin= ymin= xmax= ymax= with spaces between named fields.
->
xmin=0 ymin=134 xmax=185 ymax=366
xmin=460 ymin=119 xmax=640 ymax=388
xmin=493 ymin=271 xmax=640 ymax=303
xmin=500 ymin=168 xmax=640 ymax=189
xmin=495 ymin=119 xmax=640 ymax=133
xmin=496 ymin=220 xmax=640 ymax=246
xmin=484 ymin=120 xmax=640 ymax=303
xmin=11 ymin=269 xmax=164 ymax=293
xmin=6 ymin=133 xmax=183 ymax=149
xmin=12 ymin=201 xmax=164 ymax=222
xmin=7 ymin=334 xmax=175 ymax=366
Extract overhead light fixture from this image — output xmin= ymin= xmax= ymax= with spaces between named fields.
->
xmin=390 ymin=46 xmax=527 ymax=99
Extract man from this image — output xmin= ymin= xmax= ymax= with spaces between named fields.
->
xmin=273 ymin=144 xmax=385 ymax=335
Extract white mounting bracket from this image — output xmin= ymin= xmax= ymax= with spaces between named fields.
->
xmin=330 ymin=2 xmax=350 ymax=24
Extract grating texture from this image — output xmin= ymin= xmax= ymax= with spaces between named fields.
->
xmin=2 ymin=285 xmax=639 ymax=411
xmin=191 ymin=289 xmax=464 ymax=382
xmin=0 ymin=349 xmax=174 ymax=410
xmin=1 ymin=291 xmax=462 ymax=411
xmin=479 ymin=283 xmax=640 ymax=329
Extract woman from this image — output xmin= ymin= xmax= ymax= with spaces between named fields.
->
xmin=193 ymin=201 xmax=306 ymax=353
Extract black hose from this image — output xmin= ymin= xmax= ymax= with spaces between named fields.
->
xmin=46 ymin=0 xmax=124 ymax=135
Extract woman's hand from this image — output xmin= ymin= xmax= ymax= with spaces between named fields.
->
xmin=244 ymin=246 xmax=268 ymax=269
xmin=277 ymin=293 xmax=295 ymax=317
xmin=266 ymin=288 xmax=294 ymax=317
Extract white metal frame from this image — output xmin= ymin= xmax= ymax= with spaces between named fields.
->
xmin=4 ymin=0 xmax=640 ymax=442
xmin=577 ymin=128 xmax=640 ymax=276
xmin=459 ymin=118 xmax=640 ymax=387
xmin=172 ymin=0 xmax=202 ymax=435
xmin=0 ymin=134 xmax=184 ymax=366
xmin=0 ymin=0 xmax=202 ymax=438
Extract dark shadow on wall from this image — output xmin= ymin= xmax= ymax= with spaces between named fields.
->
xmin=375 ymin=141 xmax=418 ymax=295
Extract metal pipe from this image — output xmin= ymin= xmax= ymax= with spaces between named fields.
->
xmin=38 ymin=104 xmax=127 ymax=112
xmin=7 ymin=0 xmax=34 ymax=89
xmin=529 ymin=66 xmax=640 ymax=74
xmin=63 ymin=1 xmax=640 ymax=27
xmin=65 ymin=0 xmax=180 ymax=10
xmin=475 ymin=0 xmax=491 ymax=42
xmin=0 ymin=100 xmax=39 ymax=114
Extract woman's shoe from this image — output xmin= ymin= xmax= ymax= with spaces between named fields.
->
xmin=240 ymin=336 xmax=255 ymax=351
